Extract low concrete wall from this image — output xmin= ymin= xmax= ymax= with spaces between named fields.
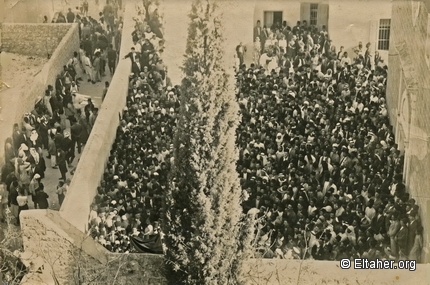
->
xmin=0 ymin=23 xmax=79 ymax=169
xmin=1 ymin=23 xmax=72 ymax=57
xmin=59 ymin=2 xmax=135 ymax=233
xmin=243 ymin=258 xmax=430 ymax=284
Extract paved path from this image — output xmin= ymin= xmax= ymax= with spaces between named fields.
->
xmin=28 ymin=72 xmax=111 ymax=211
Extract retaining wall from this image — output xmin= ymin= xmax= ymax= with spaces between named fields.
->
xmin=1 ymin=23 xmax=73 ymax=57
xmin=59 ymin=1 xmax=134 ymax=233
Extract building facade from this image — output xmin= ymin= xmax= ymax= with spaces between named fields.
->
xmin=386 ymin=0 xmax=430 ymax=263
xmin=253 ymin=0 xmax=392 ymax=63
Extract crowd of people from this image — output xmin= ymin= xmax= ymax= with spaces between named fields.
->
xmin=87 ymin=16 xmax=423 ymax=262
xmin=0 ymin=4 xmax=122 ymax=226
xmin=243 ymin=20 xmax=385 ymax=75
xmin=236 ymin=20 xmax=422 ymax=262
xmin=88 ymin=6 xmax=169 ymax=253
xmin=56 ymin=0 xmax=123 ymax=84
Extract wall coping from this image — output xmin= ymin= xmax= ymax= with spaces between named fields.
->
xmin=59 ymin=0 xmax=137 ymax=232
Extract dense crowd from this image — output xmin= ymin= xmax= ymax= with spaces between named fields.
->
xmin=0 ymin=5 xmax=122 ymax=226
xmin=88 ymin=8 xmax=169 ymax=253
xmin=88 ymin=17 xmax=423 ymax=262
xmin=237 ymin=20 xmax=422 ymax=262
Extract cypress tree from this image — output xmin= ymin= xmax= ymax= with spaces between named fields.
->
xmin=161 ymin=0 xmax=254 ymax=284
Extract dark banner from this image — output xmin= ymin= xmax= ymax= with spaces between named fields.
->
xmin=130 ymin=234 xmax=163 ymax=254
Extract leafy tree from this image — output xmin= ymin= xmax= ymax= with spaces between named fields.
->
xmin=161 ymin=0 xmax=254 ymax=284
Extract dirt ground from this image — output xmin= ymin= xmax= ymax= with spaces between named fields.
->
xmin=0 ymin=52 xmax=48 ymax=122
xmin=0 ymin=52 xmax=47 ymax=89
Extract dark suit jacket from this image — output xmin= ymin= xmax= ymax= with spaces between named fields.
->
xmin=396 ymin=226 xmax=408 ymax=251
xmin=12 ymin=131 xmax=26 ymax=153
xmin=124 ymin=52 xmax=141 ymax=63
xmin=407 ymin=220 xmax=418 ymax=250
xmin=260 ymin=29 xmax=268 ymax=48
xmin=253 ymin=26 xmax=262 ymax=41
xmin=372 ymin=214 xmax=385 ymax=234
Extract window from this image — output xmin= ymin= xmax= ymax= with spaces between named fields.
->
xmin=300 ymin=3 xmax=329 ymax=30
xmin=310 ymin=4 xmax=318 ymax=26
xmin=378 ymin=19 xmax=391 ymax=50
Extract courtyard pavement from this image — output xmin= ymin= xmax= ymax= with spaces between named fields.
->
xmin=28 ymin=72 xmax=112 ymax=211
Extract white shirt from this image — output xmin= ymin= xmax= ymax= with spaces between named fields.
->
xmin=341 ymin=57 xmax=351 ymax=66
xmin=144 ymin=31 xmax=155 ymax=39
xmin=83 ymin=56 xmax=92 ymax=68
xmin=259 ymin=53 xmax=270 ymax=69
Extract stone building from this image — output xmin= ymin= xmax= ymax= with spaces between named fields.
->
xmin=386 ymin=0 xmax=430 ymax=264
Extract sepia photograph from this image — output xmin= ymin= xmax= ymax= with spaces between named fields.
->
xmin=0 ymin=0 xmax=429 ymax=284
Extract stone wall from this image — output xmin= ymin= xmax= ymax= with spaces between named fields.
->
xmin=386 ymin=0 xmax=430 ymax=263
xmin=59 ymin=1 xmax=134 ymax=233
xmin=20 ymin=210 xmax=167 ymax=285
xmin=1 ymin=23 xmax=73 ymax=57
xmin=0 ymin=23 xmax=79 ymax=170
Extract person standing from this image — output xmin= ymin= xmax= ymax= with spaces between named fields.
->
xmin=102 ymin=81 xmax=110 ymax=101
xmin=83 ymin=52 xmax=95 ymax=83
xmin=12 ymin=123 xmax=26 ymax=155
xmin=67 ymin=8 xmax=75 ymax=23
xmin=35 ymin=184 xmax=49 ymax=210
xmin=56 ymin=181 xmax=67 ymax=207
xmin=124 ymin=47 xmax=141 ymax=75
xmin=89 ymin=108 xmax=99 ymax=131
xmin=0 ymin=183 xmax=9 ymax=223
xmin=70 ymin=118 xmax=83 ymax=154
xmin=408 ymin=226 xmax=423 ymax=261
xmin=396 ymin=218 xmax=409 ymax=259
xmin=16 ymin=188 xmax=29 ymax=226
xmin=387 ymin=213 xmax=400 ymax=257
xmin=107 ymin=44 xmax=117 ymax=74
xmin=8 ymin=181 xmax=19 ymax=225
xmin=57 ymin=148 xmax=68 ymax=181
xmin=48 ymin=132 xmax=58 ymax=169
xmin=92 ymin=52 xmax=101 ymax=84
xmin=407 ymin=213 xmax=419 ymax=254
xmin=254 ymin=20 xmax=262 ymax=42
xmin=84 ymin=98 xmax=94 ymax=123
xmin=17 ymin=158 xmax=31 ymax=193
xmin=82 ymin=0 xmax=89 ymax=17
xmin=68 ymin=52 xmax=84 ymax=81
xmin=364 ymin=42 xmax=372 ymax=70
xmin=63 ymin=131 xmax=74 ymax=167
xmin=236 ymin=42 xmax=247 ymax=67
xmin=43 ymin=90 xmax=53 ymax=117
xmin=28 ymin=174 xmax=41 ymax=209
